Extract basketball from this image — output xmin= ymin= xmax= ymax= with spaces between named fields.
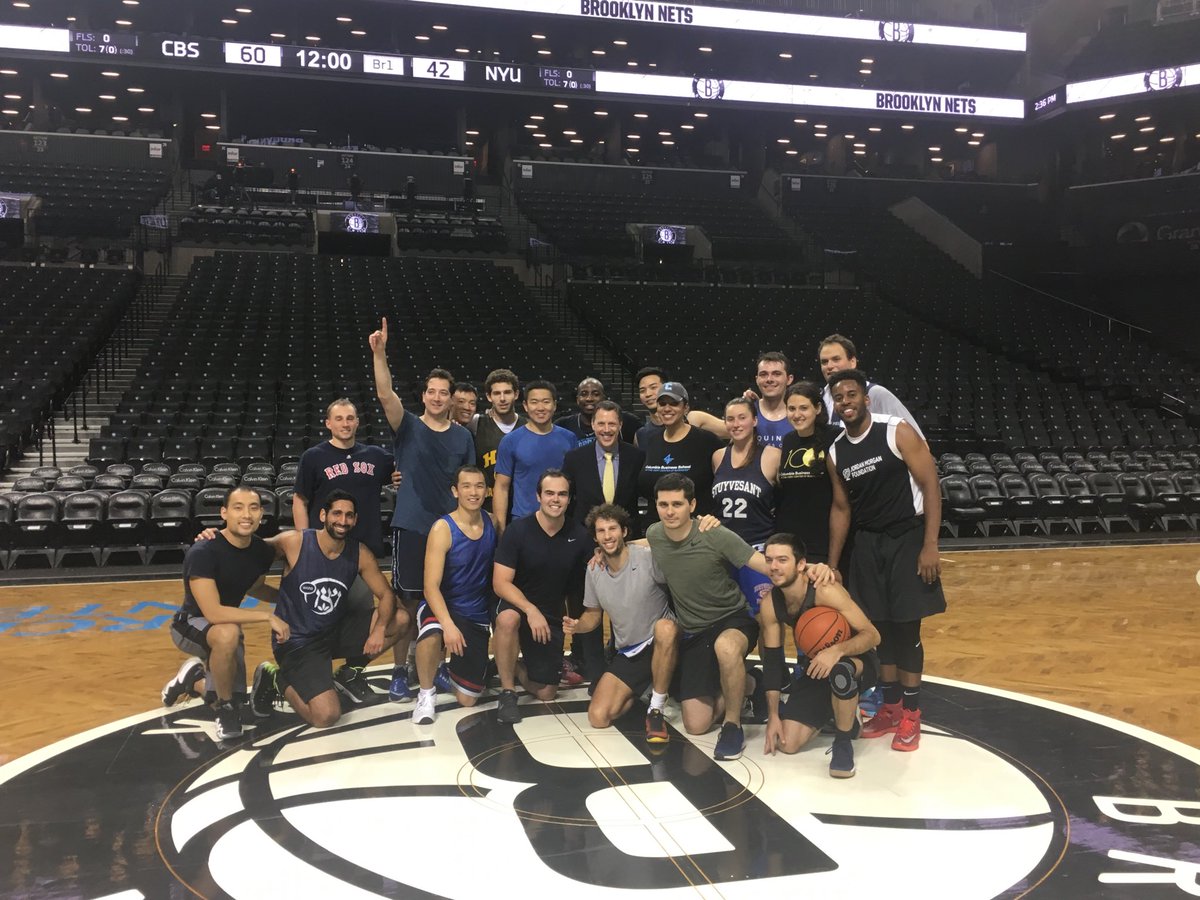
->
xmin=794 ymin=607 xmax=851 ymax=657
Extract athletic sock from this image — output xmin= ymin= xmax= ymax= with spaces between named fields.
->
xmin=902 ymin=686 xmax=920 ymax=712
xmin=406 ymin=644 xmax=417 ymax=668
xmin=649 ymin=691 xmax=668 ymax=711
xmin=834 ymin=726 xmax=855 ymax=743
xmin=418 ymin=687 xmax=436 ymax=703
xmin=881 ymin=680 xmax=901 ymax=706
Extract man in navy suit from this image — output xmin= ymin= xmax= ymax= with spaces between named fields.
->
xmin=562 ymin=400 xmax=646 ymax=682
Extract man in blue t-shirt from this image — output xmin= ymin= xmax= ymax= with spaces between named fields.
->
xmin=493 ymin=379 xmax=576 ymax=536
xmin=370 ymin=317 xmax=474 ymax=701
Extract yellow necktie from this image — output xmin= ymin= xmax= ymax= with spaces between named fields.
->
xmin=602 ymin=452 xmax=615 ymax=503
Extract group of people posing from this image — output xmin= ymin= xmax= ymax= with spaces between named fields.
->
xmin=162 ymin=323 xmax=947 ymax=777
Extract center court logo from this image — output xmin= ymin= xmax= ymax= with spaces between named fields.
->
xmin=1 ymin=679 xmax=1197 ymax=897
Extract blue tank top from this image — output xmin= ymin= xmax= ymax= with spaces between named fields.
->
xmin=712 ymin=446 xmax=776 ymax=546
xmin=439 ymin=513 xmax=496 ymax=624
xmin=274 ymin=530 xmax=360 ymax=651
xmin=753 ymin=401 xmax=793 ymax=449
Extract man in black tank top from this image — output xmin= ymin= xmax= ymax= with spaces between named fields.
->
xmin=826 ymin=370 xmax=946 ymax=754
xmin=759 ymin=534 xmax=880 ymax=778
xmin=249 ymin=491 xmax=410 ymax=730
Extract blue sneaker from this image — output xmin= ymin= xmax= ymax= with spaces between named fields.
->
xmin=389 ymin=666 xmax=414 ymax=703
xmin=433 ymin=662 xmax=455 ymax=694
xmin=828 ymin=738 xmax=856 ymax=778
xmin=859 ymin=685 xmax=883 ymax=718
xmin=713 ymin=722 xmax=745 ymax=761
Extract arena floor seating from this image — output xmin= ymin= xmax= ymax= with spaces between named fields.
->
xmin=0 ymin=266 xmax=138 ymax=473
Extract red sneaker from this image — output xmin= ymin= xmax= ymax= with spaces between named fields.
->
xmin=560 ymin=659 xmax=584 ymax=686
xmin=860 ymin=702 xmax=903 ymax=739
xmin=892 ymin=708 xmax=922 ymax=752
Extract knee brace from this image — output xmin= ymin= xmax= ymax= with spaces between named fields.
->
xmin=891 ymin=620 xmax=924 ymax=674
xmin=829 ymin=658 xmax=859 ymax=700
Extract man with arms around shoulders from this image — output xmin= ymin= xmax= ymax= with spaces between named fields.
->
xmin=827 ymin=369 xmax=945 ymax=751
xmin=748 ymin=351 xmax=796 ymax=449
xmin=564 ymin=503 xmax=673 ymax=734
xmin=760 ymin=533 xmax=881 ymax=778
xmin=492 ymin=469 xmax=592 ymax=724
xmin=470 ymin=368 xmax=524 ymax=514
xmin=370 ymin=317 xmax=474 ymax=701
xmin=492 ymin=380 xmax=576 ymax=537
xmin=645 ymin=474 xmax=836 ymax=760
xmin=412 ymin=466 xmax=497 ymax=725
xmin=250 ymin=491 xmax=409 ymax=729
xmin=163 ymin=485 xmax=288 ymax=741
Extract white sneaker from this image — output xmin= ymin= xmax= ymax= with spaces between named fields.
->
xmin=413 ymin=691 xmax=437 ymax=725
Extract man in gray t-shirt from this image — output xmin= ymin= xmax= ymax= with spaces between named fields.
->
xmin=641 ymin=473 xmax=775 ymax=761
xmin=565 ymin=503 xmax=673 ymax=735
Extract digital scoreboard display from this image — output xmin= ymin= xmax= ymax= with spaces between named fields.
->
xmin=536 ymin=67 xmax=596 ymax=92
xmin=71 ymin=31 xmax=138 ymax=56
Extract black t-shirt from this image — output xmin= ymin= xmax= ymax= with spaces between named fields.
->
xmin=296 ymin=441 xmax=394 ymax=555
xmin=638 ymin=425 xmax=723 ymax=522
xmin=555 ymin=411 xmax=643 ymax=448
xmin=776 ymin=425 xmax=837 ymax=560
xmin=179 ymin=533 xmax=276 ymax=618
xmin=494 ymin=514 xmax=590 ymax=616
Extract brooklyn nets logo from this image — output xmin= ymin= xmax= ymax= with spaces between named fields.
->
xmin=1 ymin=677 xmax=1197 ymax=897
xmin=343 ymin=215 xmax=369 ymax=235
xmin=1143 ymin=67 xmax=1183 ymax=91
xmin=878 ymin=21 xmax=916 ymax=42
xmin=692 ymin=76 xmax=726 ymax=101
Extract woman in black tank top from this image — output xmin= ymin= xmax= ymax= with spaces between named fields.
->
xmin=776 ymin=382 xmax=838 ymax=563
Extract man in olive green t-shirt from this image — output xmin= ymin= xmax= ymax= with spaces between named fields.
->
xmin=644 ymin=473 xmax=771 ymax=762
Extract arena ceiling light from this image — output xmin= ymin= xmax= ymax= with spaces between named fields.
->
xmin=221 ymin=19 xmax=238 ymax=25
xmin=859 ymin=69 xmax=871 ymax=75
xmin=901 ymin=123 xmax=915 ymax=129
xmin=235 ymin=6 xmax=252 ymax=12
xmin=1134 ymin=115 xmax=1151 ymax=122
xmin=336 ymin=16 xmax=352 ymax=23
xmin=786 ymin=149 xmax=798 ymax=154
xmin=531 ymin=33 xmax=546 ymax=39
xmin=99 ymin=93 xmax=116 ymax=99
xmin=1098 ymin=113 xmax=1116 ymax=120
xmin=74 ymin=106 xmax=91 ymax=112
xmin=634 ymin=111 xmax=648 ymax=118
xmin=553 ymin=102 xmax=568 ymax=109
xmin=853 ymin=149 xmax=866 ymax=155
xmin=930 ymin=155 xmax=943 ymax=161
xmin=955 ymin=126 xmax=968 ymax=132
xmin=537 ymin=49 xmax=551 ymax=55
xmin=869 ymin=126 xmax=882 ymax=132
xmin=1139 ymin=125 xmax=1155 ymax=132
xmin=794 ymin=118 xmax=807 ymax=124
xmin=777 ymin=137 xmax=789 ymax=143
xmin=433 ymin=24 xmax=448 ymax=30
xmin=613 ymin=39 xmax=627 ymax=45
xmin=680 ymin=123 xmax=694 ymax=129
xmin=1110 ymin=133 xmax=1126 ymax=139
xmin=693 ymin=112 xmax=707 ymax=118
xmin=1133 ymin=145 xmax=1148 ymax=151
xmin=102 ymin=70 xmax=119 ymax=77
xmin=115 ymin=19 xmax=133 ymax=26
xmin=50 ymin=72 xmax=68 ymax=78
xmin=779 ymin=52 xmax=792 ymax=59
xmin=530 ymin=114 xmax=545 ymax=120
xmin=861 ymin=58 xmax=875 ymax=64
xmin=626 ymin=133 xmax=639 ymax=138
xmin=967 ymin=140 xmax=980 ymax=145
xmin=1160 ymin=135 xmax=1175 ymax=142
xmin=350 ymin=30 xmax=366 ymax=36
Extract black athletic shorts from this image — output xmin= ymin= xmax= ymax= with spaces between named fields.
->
xmin=391 ymin=527 xmax=428 ymax=599
xmin=604 ymin=641 xmax=654 ymax=697
xmin=415 ymin=600 xmax=491 ymax=697
xmin=274 ymin=602 xmax=373 ymax=703
xmin=677 ymin=610 xmax=759 ymax=702
xmin=495 ymin=598 xmax=564 ymax=688
xmin=783 ymin=651 xmax=880 ymax=729
xmin=849 ymin=518 xmax=947 ymax=623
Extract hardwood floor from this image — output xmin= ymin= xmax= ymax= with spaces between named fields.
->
xmin=2 ymin=543 xmax=1197 ymax=764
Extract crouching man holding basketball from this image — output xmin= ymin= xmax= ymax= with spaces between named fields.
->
xmin=761 ymin=533 xmax=880 ymax=778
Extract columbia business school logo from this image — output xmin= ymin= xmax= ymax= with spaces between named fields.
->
xmin=1 ymin=679 xmax=1197 ymax=897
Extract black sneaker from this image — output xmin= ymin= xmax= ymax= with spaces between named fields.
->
xmin=250 ymin=662 xmax=279 ymax=718
xmin=215 ymin=702 xmax=243 ymax=741
xmin=333 ymin=665 xmax=373 ymax=705
xmin=713 ymin=722 xmax=745 ymax=761
xmin=743 ymin=666 xmax=768 ymax=724
xmin=496 ymin=689 xmax=522 ymax=724
xmin=162 ymin=657 xmax=204 ymax=707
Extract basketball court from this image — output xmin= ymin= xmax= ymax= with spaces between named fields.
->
xmin=2 ymin=543 xmax=1198 ymax=899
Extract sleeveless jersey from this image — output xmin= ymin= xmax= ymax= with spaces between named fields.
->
xmin=771 ymin=581 xmax=817 ymax=629
xmin=828 ymin=414 xmax=922 ymax=532
xmin=711 ymin=445 xmax=776 ymax=546
xmin=474 ymin=413 xmax=524 ymax=508
xmin=752 ymin=401 xmax=793 ymax=449
xmin=274 ymin=530 xmax=360 ymax=651
xmin=439 ymin=513 xmax=496 ymax=624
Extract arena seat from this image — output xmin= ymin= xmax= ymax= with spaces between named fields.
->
xmin=99 ymin=491 xmax=149 ymax=565
xmin=55 ymin=492 xmax=105 ymax=567
xmin=10 ymin=494 xmax=60 ymax=568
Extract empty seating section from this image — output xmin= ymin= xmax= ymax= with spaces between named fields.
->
xmin=0 ymin=161 xmax=170 ymax=237
xmin=178 ymin=206 xmax=314 ymax=248
xmin=517 ymin=189 xmax=797 ymax=260
xmin=782 ymin=187 xmax=1200 ymax=453
xmin=395 ymin=213 xmax=507 ymax=253
xmin=0 ymin=267 xmax=137 ymax=472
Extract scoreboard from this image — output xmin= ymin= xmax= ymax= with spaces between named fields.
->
xmin=0 ymin=23 xmax=1024 ymax=120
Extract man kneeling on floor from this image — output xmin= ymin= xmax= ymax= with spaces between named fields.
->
xmin=761 ymin=532 xmax=880 ymax=778
xmin=563 ymin=502 xmax=674 ymax=734
xmin=251 ymin=490 xmax=409 ymax=728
